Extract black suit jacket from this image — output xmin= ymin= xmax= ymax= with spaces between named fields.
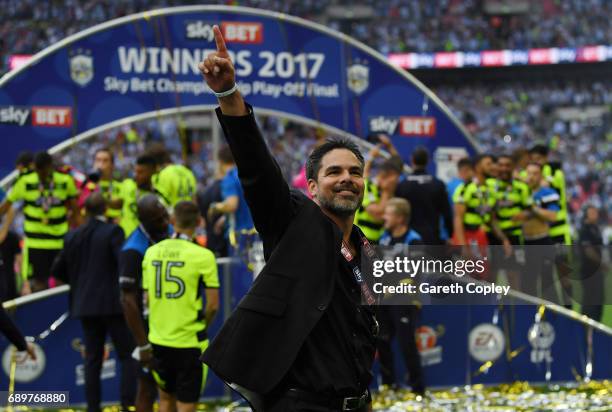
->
xmin=395 ymin=170 xmax=452 ymax=244
xmin=52 ymin=218 xmax=125 ymax=318
xmin=201 ymin=106 xmax=347 ymax=394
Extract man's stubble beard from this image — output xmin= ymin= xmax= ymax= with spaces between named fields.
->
xmin=317 ymin=191 xmax=364 ymax=218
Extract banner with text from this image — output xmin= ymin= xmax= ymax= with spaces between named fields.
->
xmin=0 ymin=6 xmax=476 ymax=181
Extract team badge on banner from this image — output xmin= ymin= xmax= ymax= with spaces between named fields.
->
xmin=347 ymin=62 xmax=369 ymax=95
xmin=69 ymin=50 xmax=94 ymax=87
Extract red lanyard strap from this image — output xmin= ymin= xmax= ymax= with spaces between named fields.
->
xmin=340 ymin=235 xmax=378 ymax=306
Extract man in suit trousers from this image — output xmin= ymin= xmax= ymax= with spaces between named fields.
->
xmin=52 ymin=193 xmax=137 ymax=412
xmin=199 ymin=27 xmax=378 ymax=412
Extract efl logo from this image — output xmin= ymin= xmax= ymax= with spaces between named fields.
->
xmin=221 ymin=22 xmax=263 ymax=44
xmin=399 ymin=117 xmax=436 ymax=137
xmin=32 ymin=107 xmax=72 ymax=128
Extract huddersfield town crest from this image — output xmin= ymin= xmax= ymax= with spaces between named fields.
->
xmin=69 ymin=49 xmax=94 ymax=87
xmin=347 ymin=62 xmax=369 ymax=95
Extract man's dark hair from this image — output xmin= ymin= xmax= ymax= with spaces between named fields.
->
xmin=34 ymin=151 xmax=53 ymax=170
xmin=529 ymin=144 xmax=549 ymax=156
xmin=306 ymin=138 xmax=364 ymax=181
xmin=473 ymin=153 xmax=493 ymax=166
xmin=497 ymin=154 xmax=513 ymax=163
xmin=147 ymin=143 xmax=171 ymax=165
xmin=16 ymin=151 xmax=34 ymax=168
xmin=95 ymin=147 xmax=114 ymax=164
xmin=218 ymin=146 xmax=235 ymax=165
xmin=457 ymin=157 xmax=473 ymax=170
xmin=379 ymin=157 xmax=403 ymax=174
xmin=411 ymin=146 xmax=429 ymax=168
xmin=137 ymin=194 xmax=164 ymax=221
xmin=512 ymin=148 xmax=529 ymax=163
xmin=85 ymin=192 xmax=106 ymax=216
xmin=136 ymin=154 xmax=157 ymax=168
xmin=137 ymin=194 xmax=169 ymax=242
xmin=173 ymin=201 xmax=200 ymax=229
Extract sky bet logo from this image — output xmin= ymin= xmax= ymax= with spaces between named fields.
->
xmin=0 ymin=105 xmax=72 ymax=127
xmin=369 ymin=115 xmax=436 ymax=137
xmin=185 ymin=21 xmax=215 ymax=41
xmin=185 ymin=21 xmax=263 ymax=44
xmin=31 ymin=107 xmax=72 ymax=127
xmin=369 ymin=116 xmax=399 ymax=135
xmin=0 ymin=105 xmax=30 ymax=126
xmin=221 ymin=22 xmax=263 ymax=44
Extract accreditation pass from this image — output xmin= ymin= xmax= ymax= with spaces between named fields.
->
xmin=0 ymin=391 xmax=69 ymax=407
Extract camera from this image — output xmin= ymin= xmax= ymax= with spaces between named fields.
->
xmin=87 ymin=169 xmax=101 ymax=183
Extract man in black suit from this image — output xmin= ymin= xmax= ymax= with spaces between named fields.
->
xmin=196 ymin=179 xmax=228 ymax=257
xmin=395 ymin=146 xmax=452 ymax=245
xmin=199 ymin=27 xmax=378 ymax=412
xmin=52 ymin=193 xmax=137 ymax=412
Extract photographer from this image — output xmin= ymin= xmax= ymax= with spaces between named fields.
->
xmin=79 ymin=148 xmax=125 ymax=225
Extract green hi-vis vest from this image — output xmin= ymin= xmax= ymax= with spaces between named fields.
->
xmin=453 ymin=180 xmax=496 ymax=231
xmin=153 ymin=164 xmax=197 ymax=207
xmin=543 ymin=163 xmax=571 ymax=244
xmin=82 ymin=179 xmax=124 ymax=220
xmin=142 ymin=237 xmax=219 ymax=348
xmin=7 ymin=171 xmax=77 ymax=249
xmin=495 ymin=179 xmax=531 ymax=238
xmin=98 ymin=179 xmax=124 ymax=219
xmin=354 ymin=179 xmax=384 ymax=242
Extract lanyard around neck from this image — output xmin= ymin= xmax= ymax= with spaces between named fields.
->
xmin=340 ymin=232 xmax=378 ymax=306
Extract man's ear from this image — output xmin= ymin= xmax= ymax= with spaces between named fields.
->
xmin=307 ymin=178 xmax=317 ymax=198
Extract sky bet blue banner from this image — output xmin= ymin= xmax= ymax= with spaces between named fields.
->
xmin=0 ymin=5 xmax=476 ymax=181
xmin=2 ymin=287 xmax=611 ymax=406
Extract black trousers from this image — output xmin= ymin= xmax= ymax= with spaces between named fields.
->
xmin=580 ymin=264 xmax=604 ymax=322
xmin=523 ymin=237 xmax=556 ymax=302
xmin=376 ymin=305 xmax=424 ymax=392
xmin=261 ymin=389 xmax=370 ymax=412
xmin=0 ymin=270 xmax=18 ymax=302
xmin=80 ymin=315 xmax=138 ymax=412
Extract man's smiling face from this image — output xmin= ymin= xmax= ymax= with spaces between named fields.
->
xmin=309 ymin=148 xmax=365 ymax=218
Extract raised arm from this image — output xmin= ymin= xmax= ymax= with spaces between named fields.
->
xmin=199 ymin=26 xmax=293 ymax=244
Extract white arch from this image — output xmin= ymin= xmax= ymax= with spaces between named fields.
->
xmin=0 ymin=105 xmax=380 ymax=188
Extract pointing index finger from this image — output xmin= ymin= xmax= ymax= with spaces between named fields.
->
xmin=213 ymin=25 xmax=227 ymax=53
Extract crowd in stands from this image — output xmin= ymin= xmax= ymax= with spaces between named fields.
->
xmin=1 ymin=0 xmax=610 ymax=60
xmin=435 ymin=79 xmax=612 ymax=222
xmin=336 ymin=0 xmax=611 ymax=54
